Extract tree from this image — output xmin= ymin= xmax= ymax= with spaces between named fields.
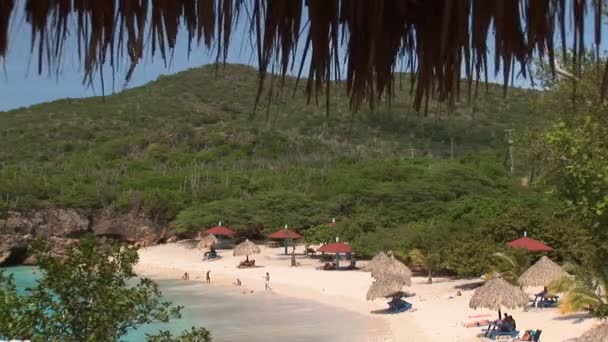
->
xmin=0 ymin=235 xmax=211 ymax=342
xmin=549 ymin=247 xmax=608 ymax=318
xmin=408 ymin=249 xmax=441 ymax=284
xmin=492 ymin=251 xmax=531 ymax=285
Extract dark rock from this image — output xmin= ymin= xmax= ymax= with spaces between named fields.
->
xmin=3 ymin=209 xmax=89 ymax=238
xmin=92 ymin=211 xmax=166 ymax=244
xmin=0 ymin=234 xmax=29 ymax=266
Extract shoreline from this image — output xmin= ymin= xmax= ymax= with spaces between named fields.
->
xmin=135 ymin=243 xmax=600 ymax=342
xmin=134 ymin=244 xmax=429 ymax=342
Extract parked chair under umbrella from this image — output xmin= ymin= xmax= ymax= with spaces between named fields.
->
xmin=233 ymin=239 xmax=260 ymax=268
xmin=268 ymin=225 xmax=302 ymax=255
xmin=317 ymin=239 xmax=352 ymax=269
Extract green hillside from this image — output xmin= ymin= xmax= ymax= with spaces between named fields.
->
xmin=1 ymin=64 xmax=581 ymax=268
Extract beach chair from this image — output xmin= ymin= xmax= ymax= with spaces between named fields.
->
xmin=513 ymin=329 xmax=541 ymax=342
xmin=387 ymin=298 xmax=412 ymax=313
xmin=237 ymin=259 xmax=256 ymax=268
xmin=463 ymin=319 xmax=490 ymax=328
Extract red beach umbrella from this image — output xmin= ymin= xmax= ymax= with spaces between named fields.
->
xmin=327 ymin=218 xmax=337 ymax=227
xmin=268 ymin=225 xmax=303 ymax=255
xmin=317 ymin=240 xmax=352 ymax=269
xmin=507 ymin=237 xmax=553 ymax=252
xmin=317 ymin=242 xmax=352 ymax=254
xmin=205 ymin=222 xmax=235 ymax=237
xmin=268 ymin=229 xmax=303 ymax=240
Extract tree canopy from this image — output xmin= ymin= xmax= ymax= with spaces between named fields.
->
xmin=0 ymin=235 xmax=211 ymax=341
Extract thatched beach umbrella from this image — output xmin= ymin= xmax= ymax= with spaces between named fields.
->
xmin=578 ymin=323 xmax=608 ymax=342
xmin=2 ymin=2 xmax=605 ymax=113
xmin=369 ymin=253 xmax=412 ymax=286
xmin=198 ymin=234 xmax=218 ymax=249
xmin=469 ymin=277 xmax=529 ymax=319
xmin=366 ymin=277 xmax=404 ymax=301
xmin=364 ymin=251 xmax=390 ymax=272
xmin=518 ymin=256 xmax=566 ymax=288
xmin=233 ymin=239 xmax=261 ymax=262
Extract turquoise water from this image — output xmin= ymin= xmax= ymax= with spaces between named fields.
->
xmin=3 ymin=267 xmax=383 ymax=342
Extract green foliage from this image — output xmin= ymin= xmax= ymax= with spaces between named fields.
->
xmin=0 ymin=235 xmax=211 ymax=341
xmin=408 ymin=249 xmax=442 ymax=284
xmin=549 ymin=247 xmax=608 ymax=318
xmin=441 ymin=240 xmax=502 ymax=277
xmin=147 ymin=327 xmax=212 ymax=342
xmin=544 ymin=116 xmax=608 ymax=231
xmin=491 ymin=251 xmax=531 ymax=285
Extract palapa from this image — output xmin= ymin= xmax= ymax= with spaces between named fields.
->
xmin=364 ymin=251 xmax=389 ymax=272
xmin=233 ymin=239 xmax=261 ymax=261
xmin=518 ymin=256 xmax=566 ymax=288
xmin=198 ymin=234 xmax=218 ymax=249
xmin=578 ymin=323 xmax=608 ymax=342
xmin=366 ymin=278 xmax=404 ymax=301
xmin=469 ymin=278 xmax=529 ymax=317
xmin=2 ymin=1 xmax=606 ymax=112
xmin=369 ymin=253 xmax=412 ymax=286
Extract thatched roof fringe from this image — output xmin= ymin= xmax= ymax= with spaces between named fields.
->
xmin=233 ymin=239 xmax=261 ymax=257
xmin=518 ymin=256 xmax=566 ymax=288
xmin=0 ymin=1 xmax=605 ymax=110
xmin=469 ymin=277 xmax=529 ymax=312
xmin=578 ymin=323 xmax=608 ymax=342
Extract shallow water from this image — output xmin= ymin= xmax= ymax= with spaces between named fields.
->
xmin=3 ymin=267 xmax=384 ymax=342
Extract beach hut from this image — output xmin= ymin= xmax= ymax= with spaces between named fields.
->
xmin=233 ymin=239 xmax=261 ymax=262
xmin=469 ymin=277 xmax=529 ymax=319
xmin=578 ymin=323 xmax=608 ymax=342
xmin=518 ymin=256 xmax=566 ymax=288
xmin=198 ymin=234 xmax=218 ymax=249
xmin=507 ymin=234 xmax=553 ymax=252
xmin=268 ymin=225 xmax=303 ymax=255
xmin=369 ymin=252 xmax=412 ymax=286
xmin=317 ymin=240 xmax=352 ymax=268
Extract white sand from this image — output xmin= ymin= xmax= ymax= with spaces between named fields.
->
xmin=135 ymin=242 xmax=599 ymax=341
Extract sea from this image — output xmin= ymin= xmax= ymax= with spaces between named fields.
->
xmin=2 ymin=266 xmax=385 ymax=342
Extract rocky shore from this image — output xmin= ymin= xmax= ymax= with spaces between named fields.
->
xmin=0 ymin=209 xmax=168 ymax=266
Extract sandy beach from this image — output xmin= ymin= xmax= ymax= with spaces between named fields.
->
xmin=135 ymin=242 xmax=600 ymax=342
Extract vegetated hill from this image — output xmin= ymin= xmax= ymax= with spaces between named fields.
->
xmin=0 ymin=64 xmax=567 ymax=259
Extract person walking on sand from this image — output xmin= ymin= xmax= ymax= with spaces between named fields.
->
xmin=264 ymin=272 xmax=271 ymax=292
xmin=206 ymin=270 xmax=211 ymax=283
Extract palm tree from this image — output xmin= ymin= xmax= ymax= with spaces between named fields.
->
xmin=549 ymin=253 xmax=608 ymax=318
xmin=409 ymin=249 xmax=441 ymax=284
xmin=492 ymin=252 xmax=531 ymax=285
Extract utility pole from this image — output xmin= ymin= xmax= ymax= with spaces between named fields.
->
xmin=450 ymin=137 xmax=454 ymax=160
xmin=407 ymin=145 xmax=416 ymax=158
xmin=504 ymin=129 xmax=515 ymax=173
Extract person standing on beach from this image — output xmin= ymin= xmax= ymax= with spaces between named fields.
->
xmin=264 ymin=272 xmax=271 ymax=291
xmin=206 ymin=270 xmax=211 ymax=283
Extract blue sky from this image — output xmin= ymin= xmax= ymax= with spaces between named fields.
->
xmin=0 ymin=6 xmax=606 ymax=112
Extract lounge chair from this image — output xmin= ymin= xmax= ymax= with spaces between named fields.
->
xmin=513 ymin=329 xmax=542 ymax=342
xmin=387 ymin=298 xmax=412 ymax=313
xmin=483 ymin=321 xmax=519 ymax=340
xmin=463 ymin=319 xmax=490 ymax=328
xmin=316 ymin=262 xmax=336 ymax=270
xmin=237 ymin=259 xmax=256 ymax=268
xmin=203 ymin=250 xmax=218 ymax=260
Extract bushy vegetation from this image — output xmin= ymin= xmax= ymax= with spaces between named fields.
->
xmin=0 ymin=64 xmax=593 ymax=278
xmin=0 ymin=236 xmax=211 ymax=341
